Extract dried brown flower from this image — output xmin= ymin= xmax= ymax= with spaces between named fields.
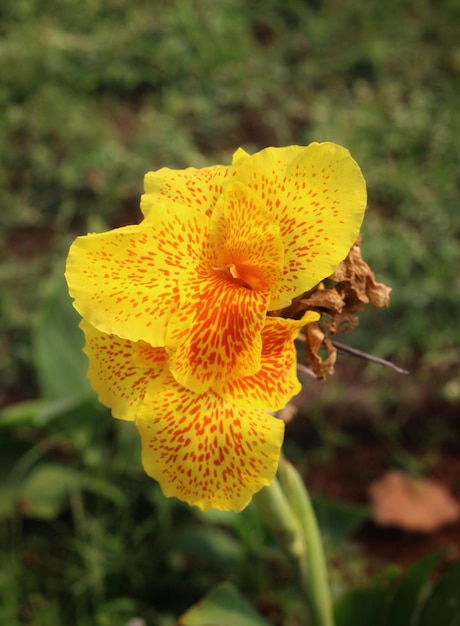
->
xmin=283 ymin=238 xmax=391 ymax=379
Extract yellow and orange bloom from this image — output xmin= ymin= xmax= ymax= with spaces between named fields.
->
xmin=65 ymin=142 xmax=366 ymax=511
xmin=80 ymin=311 xmax=318 ymax=511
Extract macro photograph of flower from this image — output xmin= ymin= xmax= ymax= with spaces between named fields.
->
xmin=1 ymin=1 xmax=459 ymax=625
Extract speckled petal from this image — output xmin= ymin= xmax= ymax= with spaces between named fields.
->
xmin=141 ymin=163 xmax=235 ymax=218
xmin=233 ymin=143 xmax=367 ymax=307
xmin=135 ymin=376 xmax=285 ymax=511
xmin=209 ymin=181 xmax=285 ymax=297
xmin=66 ymin=202 xmax=209 ymax=346
xmin=219 ymin=310 xmax=319 ymax=411
xmin=166 ymin=266 xmax=270 ymax=394
xmin=80 ymin=320 xmax=168 ymax=421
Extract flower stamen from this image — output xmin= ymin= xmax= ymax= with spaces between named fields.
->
xmin=212 ymin=262 xmax=268 ymax=291
xmin=228 ymin=263 xmax=269 ymax=291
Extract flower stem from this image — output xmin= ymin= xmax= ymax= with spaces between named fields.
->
xmin=253 ymin=457 xmax=334 ymax=626
xmin=279 ymin=458 xmax=334 ymax=626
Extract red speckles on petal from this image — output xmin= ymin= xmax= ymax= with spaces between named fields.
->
xmin=219 ymin=310 xmax=319 ymax=411
xmin=233 ymin=143 xmax=367 ymax=306
xmin=166 ymin=267 xmax=270 ymax=393
xmin=141 ymin=163 xmax=236 ymax=218
xmin=80 ymin=320 xmax=168 ymax=421
xmin=66 ymin=203 xmax=209 ymax=346
xmin=209 ymin=181 xmax=284 ymax=299
xmin=135 ymin=375 xmax=284 ymax=512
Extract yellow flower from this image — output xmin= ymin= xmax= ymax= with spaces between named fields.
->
xmin=66 ymin=142 xmax=366 ymax=510
xmin=79 ymin=311 xmax=318 ymax=512
xmin=66 ymin=142 xmax=366 ymax=393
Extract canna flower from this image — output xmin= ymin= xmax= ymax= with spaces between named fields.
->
xmin=79 ymin=310 xmax=318 ymax=512
xmin=66 ymin=143 xmax=366 ymax=394
xmin=65 ymin=142 xmax=367 ymax=511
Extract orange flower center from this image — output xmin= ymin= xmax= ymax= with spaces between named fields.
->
xmin=212 ymin=261 xmax=268 ymax=291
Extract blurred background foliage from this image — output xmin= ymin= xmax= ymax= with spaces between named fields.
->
xmin=1 ymin=0 xmax=459 ymax=624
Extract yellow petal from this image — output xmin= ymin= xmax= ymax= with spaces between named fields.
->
xmin=66 ymin=202 xmax=208 ymax=345
xmin=141 ymin=163 xmax=234 ymax=218
xmin=234 ymin=143 xmax=367 ymax=306
xmin=231 ymin=147 xmax=250 ymax=166
xmin=209 ymin=181 xmax=285 ymax=297
xmin=80 ymin=320 xmax=168 ymax=421
xmin=135 ymin=376 xmax=285 ymax=512
xmin=219 ymin=310 xmax=319 ymax=411
xmin=166 ymin=266 xmax=270 ymax=394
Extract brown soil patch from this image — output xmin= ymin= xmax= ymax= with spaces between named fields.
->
xmin=303 ymin=443 xmax=460 ymax=569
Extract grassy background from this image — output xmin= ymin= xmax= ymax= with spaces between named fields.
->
xmin=1 ymin=0 xmax=459 ymax=624
xmin=1 ymin=0 xmax=459 ymax=396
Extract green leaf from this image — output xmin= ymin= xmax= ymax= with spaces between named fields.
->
xmin=172 ymin=526 xmax=243 ymax=568
xmin=0 ymin=399 xmax=47 ymax=429
xmin=0 ymin=391 xmax=96 ymax=430
xmin=0 ymin=437 xmax=32 ymax=519
xmin=335 ymin=554 xmax=458 ymax=626
xmin=417 ymin=560 xmax=460 ymax=626
xmin=79 ymin=473 xmax=126 ymax=506
xmin=34 ymin=270 xmax=91 ymax=400
xmin=94 ymin=596 xmax=139 ymax=623
xmin=179 ymin=582 xmax=271 ymax=626
xmin=384 ymin=552 xmax=444 ymax=626
xmin=16 ymin=463 xmax=79 ymax=520
xmin=334 ymin=586 xmax=386 ymax=626
xmin=312 ymin=494 xmax=370 ymax=544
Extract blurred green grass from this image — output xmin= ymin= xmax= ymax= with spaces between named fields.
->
xmin=1 ymin=1 xmax=460 ymax=623
xmin=1 ymin=0 xmax=459 ymax=400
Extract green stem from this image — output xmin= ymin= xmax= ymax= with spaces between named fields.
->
xmin=253 ymin=458 xmax=334 ymax=626
xmin=252 ymin=472 xmax=304 ymax=561
xmin=279 ymin=458 xmax=334 ymax=626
